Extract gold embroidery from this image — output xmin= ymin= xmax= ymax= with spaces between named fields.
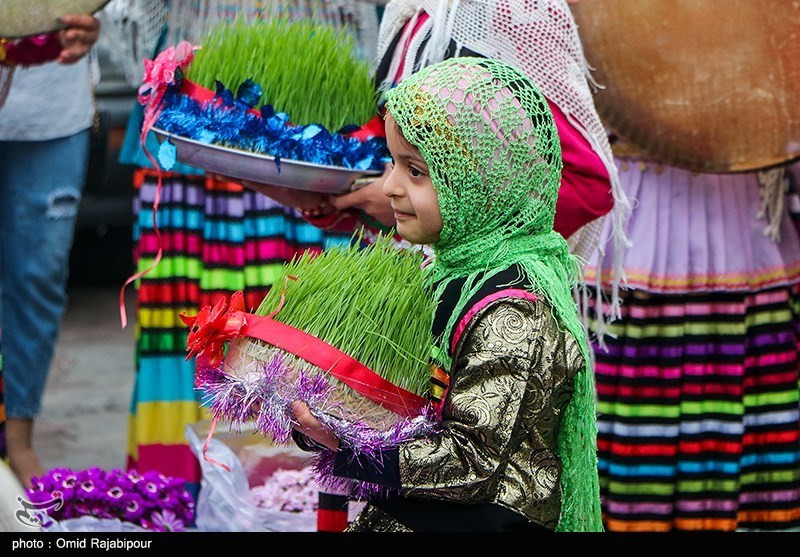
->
xmin=351 ymin=297 xmax=584 ymax=530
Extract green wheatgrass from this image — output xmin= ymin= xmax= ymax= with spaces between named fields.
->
xmin=185 ymin=16 xmax=377 ymax=132
xmin=254 ymin=234 xmax=436 ymax=396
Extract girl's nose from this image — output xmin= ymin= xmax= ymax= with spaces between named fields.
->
xmin=381 ymin=164 xmax=401 ymax=197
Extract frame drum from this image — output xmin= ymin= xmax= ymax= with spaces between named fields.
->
xmin=0 ymin=0 xmax=111 ymax=39
xmin=571 ymin=0 xmax=800 ymax=173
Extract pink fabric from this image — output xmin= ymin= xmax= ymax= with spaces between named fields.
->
xmin=4 ymin=34 xmax=61 ymax=66
xmin=450 ymin=289 xmax=538 ymax=353
xmin=392 ymin=11 xmax=430 ymax=83
xmin=548 ymin=99 xmax=613 ymax=239
xmin=131 ymin=445 xmax=201 ymax=483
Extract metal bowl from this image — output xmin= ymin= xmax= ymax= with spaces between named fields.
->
xmin=152 ymin=127 xmax=381 ymax=194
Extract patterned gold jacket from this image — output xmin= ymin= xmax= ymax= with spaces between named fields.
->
xmin=338 ymin=271 xmax=585 ymax=532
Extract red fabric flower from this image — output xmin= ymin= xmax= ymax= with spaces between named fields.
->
xmin=180 ymin=290 xmax=247 ymax=368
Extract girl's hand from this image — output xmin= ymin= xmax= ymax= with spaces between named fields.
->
xmin=330 ymin=164 xmax=396 ymax=227
xmin=291 ymin=400 xmax=340 ymax=450
xmin=57 ymin=14 xmax=100 ymax=64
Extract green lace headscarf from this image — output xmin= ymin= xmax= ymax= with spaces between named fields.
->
xmin=384 ymin=57 xmax=602 ymax=532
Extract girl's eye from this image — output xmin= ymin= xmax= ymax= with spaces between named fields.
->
xmin=409 ymin=166 xmax=422 ymax=177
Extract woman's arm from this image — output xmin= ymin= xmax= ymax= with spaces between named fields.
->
xmin=56 ymin=14 xmax=101 ymax=64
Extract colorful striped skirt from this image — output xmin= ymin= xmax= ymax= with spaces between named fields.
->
xmin=128 ymin=169 xmax=352 ymax=500
xmin=586 ymin=286 xmax=800 ymax=531
xmin=585 ymin=161 xmax=800 ymax=531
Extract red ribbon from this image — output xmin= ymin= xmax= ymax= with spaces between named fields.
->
xmin=119 ymin=41 xmax=198 ymax=329
xmin=181 ymin=290 xmax=430 ymax=417
xmin=201 ymin=417 xmax=231 ymax=472
xmin=344 ymin=113 xmax=386 ymax=141
xmin=243 ymin=314 xmax=429 ymax=418
xmin=181 ymin=79 xmax=261 ymax=117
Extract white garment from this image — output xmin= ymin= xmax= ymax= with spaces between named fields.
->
xmin=0 ymin=56 xmax=98 ymax=142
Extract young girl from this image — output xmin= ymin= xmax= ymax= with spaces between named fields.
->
xmin=292 ymin=56 xmax=603 ymax=532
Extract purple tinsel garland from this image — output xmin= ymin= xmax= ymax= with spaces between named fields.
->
xmin=196 ymin=348 xmax=440 ymax=498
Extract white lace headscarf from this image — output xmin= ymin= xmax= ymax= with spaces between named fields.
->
xmin=378 ymin=0 xmax=631 ymax=335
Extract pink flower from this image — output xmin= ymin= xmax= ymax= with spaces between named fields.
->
xmin=138 ymin=41 xmax=198 ymax=105
xmin=250 ymin=467 xmax=319 ymax=514
xmin=148 ymin=509 xmax=186 ymax=532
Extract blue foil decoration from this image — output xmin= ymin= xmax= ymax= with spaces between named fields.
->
xmin=157 ymin=139 xmax=178 ymax=170
xmin=154 ymin=81 xmax=388 ymax=171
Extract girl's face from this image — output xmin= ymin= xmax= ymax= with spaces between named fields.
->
xmin=381 ymin=113 xmax=443 ymax=245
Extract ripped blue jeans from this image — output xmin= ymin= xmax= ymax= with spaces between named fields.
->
xmin=0 ymin=131 xmax=89 ymax=418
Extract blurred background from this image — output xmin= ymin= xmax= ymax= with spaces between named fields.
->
xmin=68 ymin=37 xmax=137 ymax=288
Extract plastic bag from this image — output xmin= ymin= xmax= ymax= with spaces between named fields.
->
xmin=0 ymin=460 xmax=27 ymax=532
xmin=186 ymin=425 xmax=318 ymax=532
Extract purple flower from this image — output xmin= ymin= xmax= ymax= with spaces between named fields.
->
xmin=78 ymin=480 xmax=96 ymax=494
xmin=24 ymin=467 xmax=195 ymax=532
xmin=107 ymin=486 xmax=124 ymax=499
xmin=122 ymin=493 xmax=146 ymax=522
xmin=126 ymin=471 xmax=145 ymax=484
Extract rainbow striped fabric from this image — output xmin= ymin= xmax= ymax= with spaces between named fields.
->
xmin=587 ymin=286 xmax=800 ymax=531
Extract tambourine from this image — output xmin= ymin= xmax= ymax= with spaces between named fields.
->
xmin=571 ymin=0 xmax=800 ymax=173
xmin=0 ymin=0 xmax=111 ymax=39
